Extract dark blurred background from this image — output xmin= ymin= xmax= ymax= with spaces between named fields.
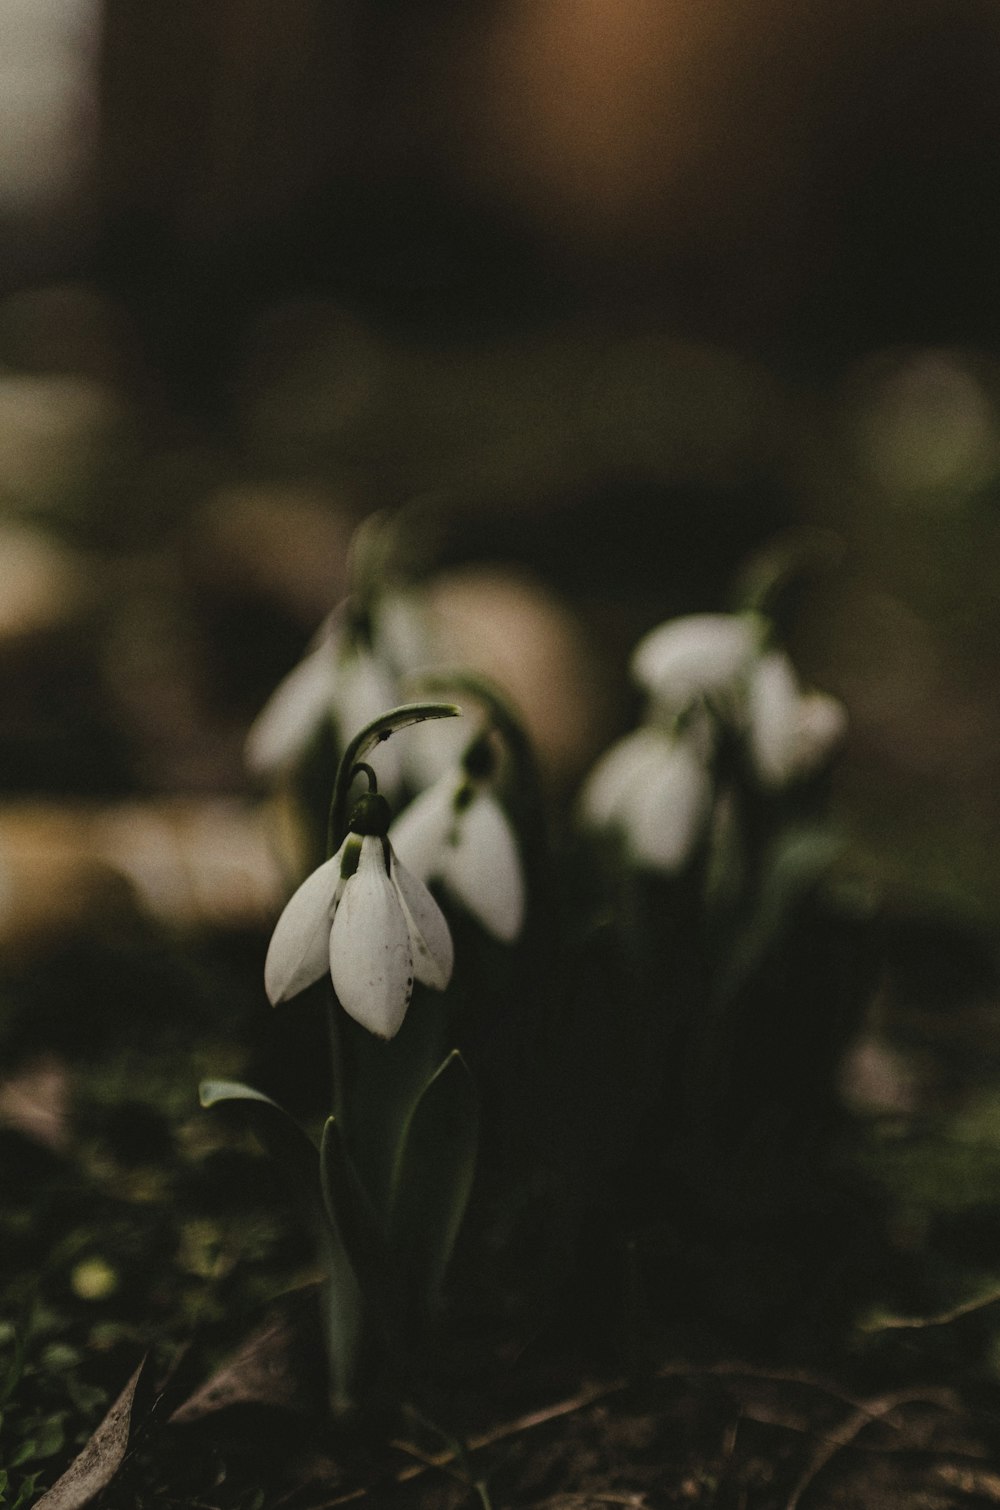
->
xmin=2 ymin=0 xmax=1000 ymax=930
xmin=93 ymin=0 xmax=1000 ymax=375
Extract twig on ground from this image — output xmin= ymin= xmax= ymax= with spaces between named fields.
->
xmin=784 ymin=1387 xmax=959 ymax=1510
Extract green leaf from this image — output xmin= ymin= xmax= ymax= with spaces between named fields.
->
xmin=33 ymin=1419 xmax=65 ymax=1460
xmin=319 ymin=1119 xmax=394 ymax=1314
xmin=389 ymin=1050 xmax=479 ymax=1318
xmin=0 ymin=1333 xmax=25 ymax=1408
xmin=315 ymin=1219 xmax=363 ymax=1418
xmin=198 ymin=1080 xmax=319 ymax=1199
xmin=201 ymin=1085 xmax=369 ymax=1413
xmin=11 ymin=1477 xmax=41 ymax=1510
xmin=319 ymin=1117 xmax=411 ymax=1386
xmin=715 ymin=827 xmax=843 ymax=1004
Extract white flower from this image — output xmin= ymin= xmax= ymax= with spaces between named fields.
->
xmin=245 ymin=622 xmax=340 ymax=776
xmin=390 ymin=763 xmax=525 ymax=943
xmin=401 ymin=707 xmax=472 ymax=792
xmin=747 ymin=651 xmax=847 ymax=787
xmin=373 ymin=590 xmax=435 ymax=678
xmin=579 ymin=723 xmax=713 ymax=872
xmin=264 ymin=797 xmax=453 ymax=1038
xmin=334 ymin=644 xmax=406 ymax=795
xmin=631 ymin=612 xmax=761 ymax=712
xmin=245 ymin=608 xmax=404 ymax=794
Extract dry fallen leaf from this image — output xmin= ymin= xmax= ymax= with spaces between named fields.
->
xmin=35 ymin=1357 xmax=148 ymax=1510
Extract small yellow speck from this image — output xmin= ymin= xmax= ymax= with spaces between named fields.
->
xmin=71 ymin=1257 xmax=118 ymax=1301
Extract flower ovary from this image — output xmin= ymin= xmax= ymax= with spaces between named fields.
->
xmin=349 ymin=792 xmax=392 ymax=837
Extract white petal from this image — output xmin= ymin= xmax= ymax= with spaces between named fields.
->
xmin=337 ymin=649 xmax=404 ymax=796
xmin=796 ymin=692 xmax=848 ymax=774
xmin=390 ymin=849 xmax=454 ymax=991
xmin=626 ymin=737 xmax=712 ymax=871
xmin=403 ymin=711 xmax=471 ymax=790
xmin=245 ymin=639 xmax=339 ymax=775
xmin=443 ymin=791 xmax=525 ymax=942
xmin=631 ymin=613 xmax=760 ymax=707
xmin=388 ymin=772 xmax=461 ymax=881
xmin=578 ymin=727 xmax=670 ymax=829
xmin=330 ymin=837 xmax=414 ymax=1038
xmin=374 ymin=590 xmax=434 ymax=675
xmin=748 ymin=651 xmax=805 ymax=786
xmin=264 ymin=850 xmax=344 ymax=1004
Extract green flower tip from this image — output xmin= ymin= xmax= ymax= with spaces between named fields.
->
xmin=348 ymin=791 xmax=391 ymax=837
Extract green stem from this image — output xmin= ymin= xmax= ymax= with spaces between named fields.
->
xmin=326 ymin=701 xmax=461 ymax=856
xmin=327 ymin=993 xmax=346 ymax=1126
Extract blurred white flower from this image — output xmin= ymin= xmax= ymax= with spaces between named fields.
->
xmin=245 ymin=607 xmax=404 ymax=794
xmin=373 ymin=590 xmax=435 ymax=678
xmin=398 ymin=693 xmax=473 ymax=791
xmin=631 ymin=613 xmax=761 ymax=712
xmin=265 ymin=794 xmax=453 ymax=1039
xmin=245 ymin=618 xmax=339 ymax=776
xmin=390 ymin=749 xmax=524 ymax=942
xmin=579 ymin=722 xmax=713 ymax=872
xmin=747 ymin=651 xmax=847 ymax=787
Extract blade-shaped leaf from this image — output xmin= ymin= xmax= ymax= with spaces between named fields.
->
xmin=203 ymin=1085 xmax=364 ymax=1410
xmin=319 ymin=1119 xmax=394 ymax=1312
xmin=714 ymin=827 xmax=844 ymax=1005
xmin=319 ymin=1116 xmax=414 ymax=1380
xmin=389 ymin=1050 xmax=479 ymax=1317
xmin=0 ymin=1329 xmax=26 ymax=1406
xmin=199 ymin=1080 xmax=318 ymax=1199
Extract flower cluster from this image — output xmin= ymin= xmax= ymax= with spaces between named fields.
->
xmin=579 ymin=612 xmax=846 ymax=871
xmin=253 ymin=587 xmax=526 ymax=1037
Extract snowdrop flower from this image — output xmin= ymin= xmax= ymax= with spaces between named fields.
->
xmin=246 ymin=615 xmax=338 ymax=774
xmin=747 ymin=651 xmax=847 ymax=788
xmin=631 ymin=613 xmax=761 ymax=714
xmin=245 ymin=607 xmax=405 ymax=794
xmin=265 ymin=791 xmax=453 ymax=1038
xmin=579 ymin=718 xmax=714 ymax=873
xmin=389 ymin=735 xmax=524 ymax=942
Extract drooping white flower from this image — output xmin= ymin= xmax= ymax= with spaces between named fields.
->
xmin=264 ymin=793 xmax=453 ymax=1038
xmin=389 ymin=741 xmax=525 ymax=942
xmin=245 ymin=606 xmax=405 ymax=794
xmin=245 ymin=617 xmax=340 ymax=777
xmin=401 ymin=705 xmax=473 ymax=792
xmin=373 ymin=590 xmax=435 ymax=679
xmin=631 ymin=612 xmax=761 ymax=713
xmin=578 ymin=722 xmax=713 ymax=872
xmin=747 ymin=651 xmax=847 ymax=787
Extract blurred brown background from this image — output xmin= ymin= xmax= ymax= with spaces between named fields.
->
xmin=92 ymin=0 xmax=1000 ymax=364
xmin=2 ymin=0 xmax=1000 ymax=931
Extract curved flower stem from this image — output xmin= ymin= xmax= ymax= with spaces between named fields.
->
xmin=351 ymin=762 xmax=379 ymax=793
xmin=413 ymin=670 xmax=544 ymax=834
xmin=326 ymin=702 xmax=461 ymax=857
xmin=735 ymin=525 xmax=844 ymax=623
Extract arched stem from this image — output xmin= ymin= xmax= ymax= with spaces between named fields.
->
xmin=327 ymin=702 xmax=461 ymax=856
